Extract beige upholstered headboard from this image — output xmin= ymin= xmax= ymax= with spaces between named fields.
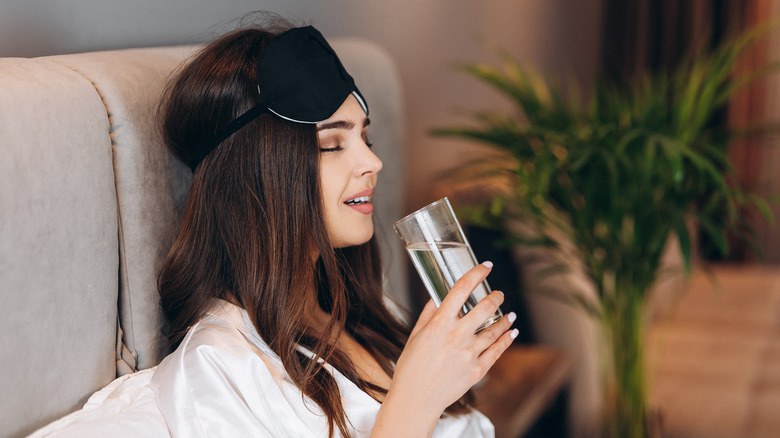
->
xmin=0 ymin=39 xmax=405 ymax=438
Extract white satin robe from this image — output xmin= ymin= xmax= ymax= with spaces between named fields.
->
xmin=34 ymin=299 xmax=495 ymax=437
xmin=151 ymin=299 xmax=494 ymax=437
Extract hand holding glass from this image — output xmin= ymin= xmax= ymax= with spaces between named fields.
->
xmin=394 ymin=198 xmax=503 ymax=332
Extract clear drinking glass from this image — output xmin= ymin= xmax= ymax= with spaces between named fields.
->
xmin=394 ymin=197 xmax=503 ymax=332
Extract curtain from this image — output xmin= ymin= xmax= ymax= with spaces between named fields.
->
xmin=600 ymin=0 xmax=776 ymax=261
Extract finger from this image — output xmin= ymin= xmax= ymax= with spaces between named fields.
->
xmin=409 ymin=299 xmax=437 ymax=339
xmin=473 ymin=311 xmax=516 ymax=351
xmin=477 ymin=326 xmax=519 ymax=367
xmin=461 ymin=289 xmax=505 ymax=330
xmin=438 ymin=261 xmax=493 ymax=317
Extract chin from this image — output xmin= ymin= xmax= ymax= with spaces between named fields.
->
xmin=331 ymin=229 xmax=374 ymax=249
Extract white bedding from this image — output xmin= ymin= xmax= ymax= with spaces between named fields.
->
xmin=29 ymin=368 xmax=168 ymax=437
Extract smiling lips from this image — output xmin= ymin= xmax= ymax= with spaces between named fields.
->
xmin=345 ymin=189 xmax=374 ymax=214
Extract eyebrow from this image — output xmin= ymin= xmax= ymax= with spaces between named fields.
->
xmin=317 ymin=117 xmax=371 ymax=132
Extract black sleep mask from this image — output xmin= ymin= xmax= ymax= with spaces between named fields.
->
xmin=193 ymin=25 xmax=368 ymax=170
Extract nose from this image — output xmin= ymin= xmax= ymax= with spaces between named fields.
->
xmin=358 ymin=144 xmax=383 ymax=176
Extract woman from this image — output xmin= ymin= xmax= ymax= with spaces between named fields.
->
xmin=152 ymin=19 xmax=518 ymax=437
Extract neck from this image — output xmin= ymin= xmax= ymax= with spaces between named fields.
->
xmin=303 ymin=262 xmax=338 ymax=337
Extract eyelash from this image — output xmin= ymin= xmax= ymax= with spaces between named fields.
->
xmin=318 ymin=139 xmax=373 ymax=152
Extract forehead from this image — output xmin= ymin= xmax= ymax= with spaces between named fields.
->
xmin=316 ymin=95 xmax=368 ymax=130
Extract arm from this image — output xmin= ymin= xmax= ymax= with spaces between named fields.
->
xmin=371 ymin=262 xmax=518 ymax=437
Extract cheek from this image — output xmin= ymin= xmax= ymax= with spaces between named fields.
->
xmin=319 ymin=163 xmax=337 ymax=205
xmin=318 ymin=161 xmax=347 ymax=226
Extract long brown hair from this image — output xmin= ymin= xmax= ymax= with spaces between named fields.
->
xmin=157 ymin=19 xmax=471 ymax=437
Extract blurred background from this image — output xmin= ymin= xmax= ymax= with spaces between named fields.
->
xmin=4 ymin=0 xmax=776 ymax=262
xmin=4 ymin=1 xmax=780 ymax=437
xmin=0 ymin=0 xmax=602 ymax=221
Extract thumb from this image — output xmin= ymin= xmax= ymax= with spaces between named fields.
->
xmin=409 ymin=299 xmax=437 ymax=339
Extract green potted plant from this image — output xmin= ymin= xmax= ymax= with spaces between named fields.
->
xmin=434 ymin=27 xmax=775 ymax=438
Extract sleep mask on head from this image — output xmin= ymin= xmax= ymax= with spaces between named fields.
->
xmin=193 ymin=25 xmax=369 ymax=170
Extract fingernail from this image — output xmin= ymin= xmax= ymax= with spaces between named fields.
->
xmin=482 ymin=261 xmax=493 ymax=268
xmin=510 ymin=329 xmax=519 ymax=340
xmin=507 ymin=312 xmax=517 ymax=323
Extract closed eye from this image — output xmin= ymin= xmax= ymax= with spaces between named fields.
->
xmin=319 ymin=145 xmax=343 ymax=152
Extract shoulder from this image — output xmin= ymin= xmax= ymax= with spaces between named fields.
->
xmin=163 ymin=300 xmax=282 ymax=374
xmin=150 ymin=301 xmax=307 ymax=436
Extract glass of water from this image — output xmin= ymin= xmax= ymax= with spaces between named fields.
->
xmin=393 ymin=197 xmax=503 ymax=332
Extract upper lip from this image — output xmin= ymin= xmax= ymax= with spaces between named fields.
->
xmin=345 ymin=188 xmax=374 ymax=203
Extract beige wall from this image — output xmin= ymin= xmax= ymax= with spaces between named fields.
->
xmin=0 ymin=0 xmax=604 ymax=214
xmin=303 ymin=1 xmax=604 ymax=211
